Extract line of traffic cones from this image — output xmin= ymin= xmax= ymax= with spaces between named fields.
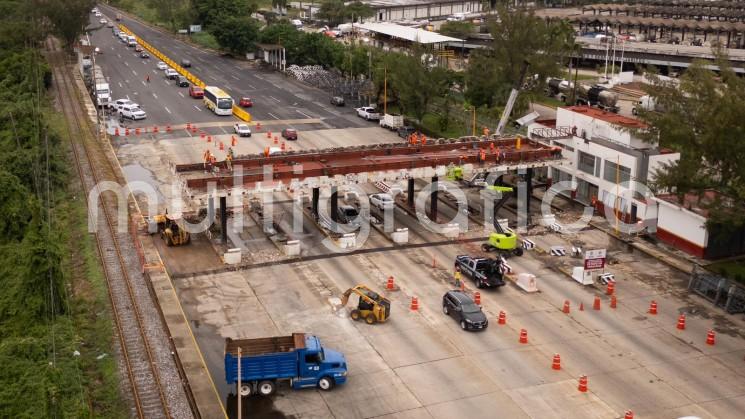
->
xmin=498 ymin=310 xmax=506 ymax=325
xmin=410 ymin=296 xmax=418 ymax=311
xmin=474 ymin=292 xmax=481 ymax=306
xmin=552 ymin=353 xmax=561 ymax=370
xmin=676 ymin=313 xmax=686 ymax=330
xmin=578 ymin=375 xmax=588 ymax=392
xmin=519 ymin=329 xmax=528 ymax=344
xmin=563 ymin=300 xmax=570 ymax=314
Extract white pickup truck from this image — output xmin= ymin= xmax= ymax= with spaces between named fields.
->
xmin=356 ymin=107 xmax=380 ymax=121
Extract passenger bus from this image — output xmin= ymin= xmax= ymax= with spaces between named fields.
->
xmin=203 ymin=86 xmax=234 ymax=116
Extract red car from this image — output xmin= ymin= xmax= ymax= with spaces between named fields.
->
xmin=189 ymin=85 xmax=203 ymax=98
xmin=281 ymin=128 xmax=298 ymax=141
xmin=239 ymin=97 xmax=253 ymax=107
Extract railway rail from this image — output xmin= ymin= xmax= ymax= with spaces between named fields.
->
xmin=46 ymin=39 xmax=183 ymax=418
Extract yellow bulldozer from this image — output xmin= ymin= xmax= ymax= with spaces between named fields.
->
xmin=152 ymin=213 xmax=190 ymax=246
xmin=340 ymin=285 xmax=390 ymax=325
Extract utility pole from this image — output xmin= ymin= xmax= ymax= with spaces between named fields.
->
xmin=383 ymin=66 xmax=387 ymax=115
xmin=471 ymin=107 xmax=476 ymax=136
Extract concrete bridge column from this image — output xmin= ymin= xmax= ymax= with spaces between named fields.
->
xmin=312 ymin=187 xmax=319 ymax=218
xmin=407 ymin=178 xmax=415 ymax=208
xmin=430 ymin=176 xmax=439 ymax=221
xmin=330 ymin=186 xmax=338 ymax=222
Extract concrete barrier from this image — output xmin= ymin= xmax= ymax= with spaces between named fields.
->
xmin=223 ymin=248 xmax=242 ymax=264
xmin=391 ymin=228 xmax=409 ymax=244
xmin=516 ymin=273 xmax=539 ymax=293
xmin=572 ymin=266 xmax=595 ymax=285
xmin=443 ymin=223 xmax=460 ymax=238
xmin=539 ymin=214 xmax=556 ymax=227
xmin=284 ymin=240 xmax=300 ymax=256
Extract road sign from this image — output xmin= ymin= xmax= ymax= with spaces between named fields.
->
xmin=189 ymin=25 xmax=202 ymax=33
xmin=584 ymin=248 xmax=606 ymax=270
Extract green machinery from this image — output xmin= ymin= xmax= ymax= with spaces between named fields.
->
xmin=481 ymin=185 xmax=523 ymax=256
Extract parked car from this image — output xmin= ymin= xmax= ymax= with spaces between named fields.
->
xmin=176 ymin=75 xmax=189 ymax=87
xmin=156 ymin=61 xmax=168 ymax=70
xmin=165 ymin=68 xmax=178 ymax=79
xmin=107 ymin=22 xmax=114 ymax=28
xmin=330 ymin=96 xmax=345 ymax=106
xmin=356 ymin=106 xmax=380 ymax=121
xmin=100 ymin=18 xmax=108 ymax=24
xmin=188 ymin=85 xmax=204 ymax=98
xmin=281 ymin=128 xmax=298 ymax=141
xmin=234 ymin=123 xmax=252 ymax=137
xmin=139 ymin=51 xmax=150 ymax=59
xmin=113 ymin=99 xmax=138 ymax=113
xmin=337 ymin=205 xmax=360 ymax=227
xmin=454 ymin=255 xmax=505 ymax=288
xmin=442 ymin=290 xmax=488 ymax=331
xmin=397 ymin=126 xmax=416 ymax=138
xmin=239 ymin=97 xmax=253 ymax=107
xmin=180 ymin=59 xmax=191 ymax=68
xmin=119 ymin=104 xmax=147 ymax=120
xmin=370 ymin=193 xmax=394 ymax=210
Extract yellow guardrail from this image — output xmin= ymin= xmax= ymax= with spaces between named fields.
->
xmin=117 ymin=24 xmax=251 ymax=122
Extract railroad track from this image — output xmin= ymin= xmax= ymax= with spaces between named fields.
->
xmin=46 ymin=39 xmax=171 ymax=419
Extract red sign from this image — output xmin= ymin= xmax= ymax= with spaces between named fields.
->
xmin=584 ymin=258 xmax=606 ymax=270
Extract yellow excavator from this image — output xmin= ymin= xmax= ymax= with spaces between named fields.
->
xmin=340 ymin=285 xmax=390 ymax=325
xmin=152 ymin=213 xmax=190 ymax=246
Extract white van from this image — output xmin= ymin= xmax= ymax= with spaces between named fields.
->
xmin=127 ymin=35 xmax=137 ymax=47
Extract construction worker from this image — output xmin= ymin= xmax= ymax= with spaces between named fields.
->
xmin=454 ymin=268 xmax=462 ymax=289
xmin=203 ymin=149 xmax=211 ymax=171
xmin=210 ymin=154 xmax=217 ymax=174
xmin=225 ymin=150 xmax=233 ymax=172
xmin=146 ymin=74 xmax=150 ymax=83
xmin=483 ymin=127 xmax=490 ymax=137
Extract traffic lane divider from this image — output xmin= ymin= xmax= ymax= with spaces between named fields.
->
xmin=119 ymin=24 xmax=251 ymax=122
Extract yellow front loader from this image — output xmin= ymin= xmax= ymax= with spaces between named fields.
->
xmin=152 ymin=213 xmax=190 ymax=246
xmin=340 ymin=285 xmax=391 ymax=325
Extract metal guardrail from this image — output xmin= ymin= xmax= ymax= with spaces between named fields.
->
xmin=689 ymin=266 xmax=745 ymax=314
xmin=117 ymin=24 xmax=251 ymax=122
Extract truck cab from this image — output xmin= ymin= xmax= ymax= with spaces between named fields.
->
xmin=292 ymin=335 xmax=347 ymax=390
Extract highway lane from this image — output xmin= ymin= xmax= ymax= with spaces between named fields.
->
xmin=87 ymin=19 xmax=230 ymax=127
xmin=97 ymin=4 xmax=370 ymax=131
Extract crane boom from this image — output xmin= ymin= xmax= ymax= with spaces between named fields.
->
xmin=495 ymin=61 xmax=530 ymax=136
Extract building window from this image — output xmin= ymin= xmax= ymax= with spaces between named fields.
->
xmin=604 ymin=160 xmax=631 ymax=184
xmin=577 ymin=151 xmax=597 ymax=176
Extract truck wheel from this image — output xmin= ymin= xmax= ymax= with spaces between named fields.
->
xmin=513 ymin=247 xmax=524 ymax=257
xmin=350 ymin=309 xmax=361 ymax=321
xmin=365 ymin=313 xmax=377 ymax=325
xmin=460 ymin=320 xmax=467 ymax=330
xmin=258 ymin=380 xmax=276 ymax=396
xmin=318 ymin=376 xmax=335 ymax=391
xmin=239 ymin=383 xmax=252 ymax=397
xmin=477 ymin=280 xmax=484 ymax=289
xmin=443 ymin=305 xmax=449 ymax=315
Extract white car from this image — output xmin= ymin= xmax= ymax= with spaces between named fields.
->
xmin=100 ymin=18 xmax=107 ymax=24
xmin=156 ymin=61 xmax=168 ymax=70
xmin=95 ymin=12 xmax=102 ymax=17
xmin=234 ymin=123 xmax=251 ymax=137
xmin=370 ymin=193 xmax=395 ymax=210
xmin=113 ymin=99 xmax=138 ymax=113
xmin=119 ymin=104 xmax=146 ymax=120
xmin=356 ymin=106 xmax=380 ymax=121
xmin=164 ymin=68 xmax=178 ymax=79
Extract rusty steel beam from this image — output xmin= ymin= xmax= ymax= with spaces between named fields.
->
xmin=181 ymin=137 xmax=561 ymax=190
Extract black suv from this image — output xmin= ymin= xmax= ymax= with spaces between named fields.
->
xmin=177 ymin=76 xmax=189 ymax=87
xmin=442 ymin=291 xmax=488 ymax=331
xmin=180 ymin=59 xmax=191 ymax=68
xmin=330 ymin=96 xmax=345 ymax=106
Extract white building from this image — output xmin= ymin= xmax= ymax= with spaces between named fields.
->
xmin=362 ymin=0 xmax=482 ymax=22
xmin=528 ymin=106 xmax=680 ymax=227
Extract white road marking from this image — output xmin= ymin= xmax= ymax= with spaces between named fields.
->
xmin=254 ymin=74 xmax=264 ymax=80
xmin=117 ymin=53 xmax=121 ymax=58
xmin=269 ymin=96 xmax=281 ymax=102
xmin=141 ymin=81 xmax=146 ymax=86
xmin=164 ymin=106 xmax=172 ymax=114
xmin=126 ymin=95 xmax=130 ymax=100
xmin=297 ymin=110 xmax=312 ymax=118
xmin=178 ymin=92 xmax=185 ymax=98
xmin=268 ymin=112 xmax=279 ymax=120
xmin=124 ymin=61 xmax=129 ymax=66
xmin=224 ymin=84 xmax=232 ymax=90
xmin=194 ymin=105 xmax=202 ymax=112
xmin=132 ymin=70 xmax=138 ymax=76
xmin=231 ymin=75 xmax=239 ymax=80
xmin=118 ymin=82 xmax=123 ymax=88
xmin=110 ymin=46 xmax=115 ymax=51
xmin=219 ymin=126 xmax=228 ymax=134
xmin=247 ymin=84 xmax=256 ymax=90
xmin=152 ymin=93 xmax=158 ymax=99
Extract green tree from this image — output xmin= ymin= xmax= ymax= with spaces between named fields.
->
xmin=210 ymin=16 xmax=259 ymax=55
xmin=438 ymin=21 xmax=474 ymax=39
xmin=46 ymin=0 xmax=94 ymax=49
xmin=636 ymin=57 xmax=745 ymax=228
xmin=387 ymin=51 xmax=452 ymax=122
xmin=345 ymin=1 xmax=374 ymax=22
xmin=193 ymin=0 xmax=251 ymax=28
xmin=465 ymin=4 xmax=574 ymax=107
xmin=317 ymin=0 xmax=346 ymax=26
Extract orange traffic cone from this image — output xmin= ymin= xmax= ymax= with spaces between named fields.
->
xmin=578 ymin=375 xmax=588 ymax=392
xmin=231 ymin=136 xmax=237 ymax=146
xmin=135 ymin=127 xmax=141 ymax=136
xmin=519 ymin=329 xmax=528 ymax=344
xmin=186 ymin=122 xmax=191 ymax=130
xmin=274 ymin=136 xmax=279 ymax=144
xmin=281 ymin=142 xmax=286 ymax=151
xmin=267 ymin=131 xmax=271 ymax=138
xmin=166 ymin=125 xmax=172 ymax=133
xmin=552 ymin=353 xmax=561 ymax=370
xmin=125 ymin=128 xmax=130 ymax=136
xmin=562 ymin=300 xmax=570 ymax=314
xmin=153 ymin=125 xmax=159 ymax=133
xmin=624 ymin=410 xmax=634 ymax=419
xmin=200 ymin=131 xmax=205 ymax=139
xmin=676 ymin=313 xmax=686 ymax=330
xmin=207 ymin=135 xmax=212 ymax=143
xmin=474 ymin=292 xmax=481 ymax=306
xmin=410 ymin=296 xmax=419 ymax=311
xmin=263 ymin=147 xmax=270 ymax=157
xmin=219 ymin=141 xmax=224 ymax=151
xmin=610 ymin=295 xmax=617 ymax=309
xmin=115 ymin=127 xmax=120 ymax=136
xmin=706 ymin=330 xmax=715 ymax=345
xmin=498 ymin=310 xmax=506 ymax=325
xmin=649 ymin=300 xmax=658 ymax=315
xmin=593 ymin=296 xmax=601 ymax=310
xmin=579 ymin=302 xmax=584 ymax=311
xmin=191 ymin=125 xmax=197 ymax=134
xmin=606 ymin=282 xmax=615 ymax=295
xmin=386 ymin=276 xmax=394 ymax=290
xmin=256 ymin=122 xmax=262 ymax=130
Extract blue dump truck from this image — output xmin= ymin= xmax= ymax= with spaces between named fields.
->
xmin=224 ymin=333 xmax=348 ymax=397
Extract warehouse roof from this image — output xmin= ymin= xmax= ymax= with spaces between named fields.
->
xmin=357 ymin=22 xmax=463 ymax=44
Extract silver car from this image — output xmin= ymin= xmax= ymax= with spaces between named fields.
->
xmin=370 ymin=193 xmax=394 ymax=210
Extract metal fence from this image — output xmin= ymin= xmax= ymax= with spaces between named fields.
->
xmin=689 ymin=266 xmax=745 ymax=314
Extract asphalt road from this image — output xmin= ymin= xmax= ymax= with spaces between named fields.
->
xmin=95 ymin=4 xmax=371 ymax=131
